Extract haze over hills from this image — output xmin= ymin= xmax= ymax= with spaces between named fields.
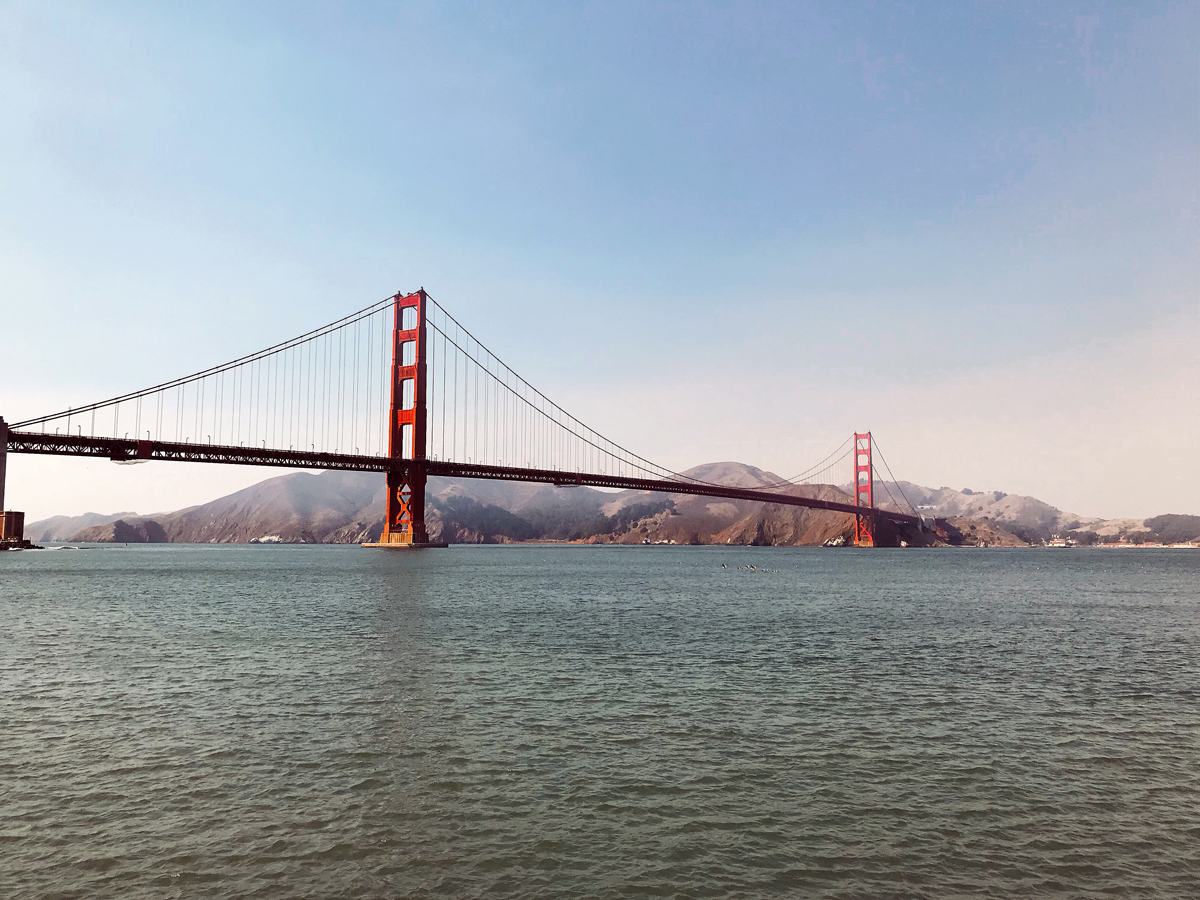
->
xmin=23 ymin=511 xmax=143 ymax=543
xmin=23 ymin=464 xmax=1200 ymax=548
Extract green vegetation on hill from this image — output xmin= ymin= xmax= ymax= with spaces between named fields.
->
xmin=435 ymin=495 xmax=676 ymax=542
xmin=433 ymin=496 xmax=539 ymax=542
xmin=26 ymin=465 xmax=1197 ymax=548
xmin=1140 ymin=515 xmax=1200 ymax=543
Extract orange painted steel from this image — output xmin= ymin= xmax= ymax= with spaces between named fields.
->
xmin=854 ymin=431 xmax=874 ymax=546
xmin=380 ymin=290 xmax=430 ymax=545
xmin=6 ymin=429 xmax=922 ymax=529
xmin=3 ymin=279 xmax=911 ymax=550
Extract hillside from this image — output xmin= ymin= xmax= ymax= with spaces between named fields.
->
xmin=57 ymin=471 xmax=611 ymax=545
xmin=47 ymin=462 xmax=862 ymax=546
xmin=857 ymin=482 xmax=1063 ymax=540
xmin=714 ymin=484 xmax=861 ymax=547
xmin=26 ymin=463 xmax=1198 ymax=548
xmin=588 ymin=461 xmax=797 ymax=543
xmin=25 ymin=511 xmax=139 ymax=543
xmin=855 ymin=482 xmax=1200 ymax=544
xmin=73 ymin=518 xmax=170 ymax=543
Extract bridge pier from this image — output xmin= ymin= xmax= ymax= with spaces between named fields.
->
xmin=0 ymin=416 xmax=34 ymax=550
xmin=362 ymin=290 xmax=446 ymax=550
xmin=363 ymin=461 xmax=446 ymax=548
xmin=0 ymin=416 xmax=6 ymax=515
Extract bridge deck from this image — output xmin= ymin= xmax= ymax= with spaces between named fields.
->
xmin=7 ymin=431 xmax=918 ymax=526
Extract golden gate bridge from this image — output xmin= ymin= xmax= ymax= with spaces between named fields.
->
xmin=1 ymin=289 xmax=923 ymax=548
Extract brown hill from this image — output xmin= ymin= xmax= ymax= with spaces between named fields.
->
xmin=60 ymin=470 xmax=611 ymax=544
xmin=47 ymin=462 xmax=1181 ymax=548
xmin=714 ymin=484 xmax=860 ymax=546
xmin=63 ymin=471 xmax=385 ymax=544
xmin=25 ymin=511 xmax=140 ymax=542
xmin=163 ymin=470 xmax=384 ymax=543
xmin=937 ymin=517 xmax=1028 ymax=547
xmin=860 ymin=481 xmax=1174 ymax=544
xmin=59 ymin=462 xmax=803 ymax=546
xmin=73 ymin=517 xmax=169 ymax=543
xmin=586 ymin=461 xmax=791 ymax=543
xmin=52 ymin=463 xmax=924 ymax=547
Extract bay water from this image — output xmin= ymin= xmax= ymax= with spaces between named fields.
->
xmin=1 ymin=545 xmax=1197 ymax=898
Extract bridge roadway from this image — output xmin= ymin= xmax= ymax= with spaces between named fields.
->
xmin=7 ymin=430 xmax=920 ymax=526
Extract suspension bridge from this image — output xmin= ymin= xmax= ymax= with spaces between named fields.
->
xmin=1 ymin=289 xmax=923 ymax=549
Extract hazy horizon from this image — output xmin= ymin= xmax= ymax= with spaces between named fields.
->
xmin=3 ymin=2 xmax=1197 ymax=522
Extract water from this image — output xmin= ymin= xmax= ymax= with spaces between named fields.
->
xmin=1 ymin=545 xmax=1197 ymax=899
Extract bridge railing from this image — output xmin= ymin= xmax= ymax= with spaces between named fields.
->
xmin=6 ymin=287 xmax=922 ymax=545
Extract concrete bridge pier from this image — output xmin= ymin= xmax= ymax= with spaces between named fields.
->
xmin=0 ymin=416 xmax=6 ymax=514
xmin=1 ymin=417 xmax=33 ymax=549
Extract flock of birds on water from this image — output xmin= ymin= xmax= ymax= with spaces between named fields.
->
xmin=721 ymin=564 xmax=781 ymax=572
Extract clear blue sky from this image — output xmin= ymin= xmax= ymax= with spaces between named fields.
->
xmin=2 ymin=1 xmax=1197 ymax=520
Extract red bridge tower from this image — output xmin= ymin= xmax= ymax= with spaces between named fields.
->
xmin=854 ymin=431 xmax=874 ymax=547
xmin=363 ymin=289 xmax=445 ymax=549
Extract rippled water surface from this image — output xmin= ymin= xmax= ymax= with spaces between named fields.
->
xmin=2 ymin=545 xmax=1197 ymax=898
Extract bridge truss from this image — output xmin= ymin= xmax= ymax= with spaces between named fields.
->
xmin=3 ymin=289 xmax=921 ymax=547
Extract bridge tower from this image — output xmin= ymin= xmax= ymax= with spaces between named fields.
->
xmin=853 ymin=431 xmax=874 ymax=546
xmin=365 ymin=289 xmax=446 ymax=549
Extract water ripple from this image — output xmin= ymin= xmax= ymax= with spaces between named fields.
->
xmin=1 ymin=545 xmax=1197 ymax=898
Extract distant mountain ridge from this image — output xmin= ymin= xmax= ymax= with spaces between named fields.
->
xmin=25 ymin=511 xmax=141 ymax=543
xmin=863 ymin=482 xmax=1200 ymax=545
xmin=26 ymin=464 xmax=1199 ymax=547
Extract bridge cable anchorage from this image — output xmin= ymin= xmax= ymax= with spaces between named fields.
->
xmin=6 ymin=287 xmax=919 ymax=544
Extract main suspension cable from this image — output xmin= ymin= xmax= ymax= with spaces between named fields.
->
xmin=12 ymin=293 xmax=398 ymax=428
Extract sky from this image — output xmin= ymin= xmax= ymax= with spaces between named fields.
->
xmin=2 ymin=0 xmax=1197 ymax=522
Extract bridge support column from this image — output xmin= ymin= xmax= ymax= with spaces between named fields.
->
xmin=0 ymin=416 xmax=7 ymax=515
xmin=381 ymin=462 xmax=430 ymax=544
xmin=0 ymin=416 xmax=33 ymax=549
xmin=364 ymin=289 xmax=446 ymax=549
xmin=853 ymin=431 xmax=874 ymax=547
